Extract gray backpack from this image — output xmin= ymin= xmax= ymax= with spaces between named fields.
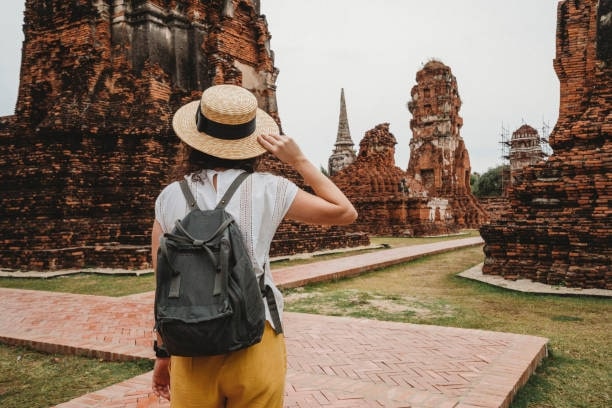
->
xmin=154 ymin=172 xmax=282 ymax=356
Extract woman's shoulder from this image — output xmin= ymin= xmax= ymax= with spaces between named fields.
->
xmin=250 ymin=171 xmax=279 ymax=181
xmin=156 ymin=179 xmax=183 ymax=201
xmin=251 ymin=172 xmax=298 ymax=201
xmin=250 ymin=171 xmax=294 ymax=187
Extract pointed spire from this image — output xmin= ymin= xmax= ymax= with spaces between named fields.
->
xmin=328 ymin=88 xmax=356 ymax=176
xmin=335 ymin=88 xmax=352 ymax=145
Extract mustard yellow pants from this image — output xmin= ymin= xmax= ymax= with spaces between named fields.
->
xmin=169 ymin=323 xmax=286 ymax=408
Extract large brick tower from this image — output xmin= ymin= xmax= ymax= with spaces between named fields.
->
xmin=406 ymin=60 xmax=488 ymax=228
xmin=480 ymin=0 xmax=611 ymax=289
xmin=0 ymin=0 xmax=280 ymax=270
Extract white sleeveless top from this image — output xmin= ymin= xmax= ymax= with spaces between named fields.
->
xmin=155 ymin=168 xmax=298 ymax=330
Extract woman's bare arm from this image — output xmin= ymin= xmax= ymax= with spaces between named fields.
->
xmin=150 ymin=219 xmax=170 ymax=400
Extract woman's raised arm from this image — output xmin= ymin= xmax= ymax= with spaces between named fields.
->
xmin=257 ymin=133 xmax=357 ymax=226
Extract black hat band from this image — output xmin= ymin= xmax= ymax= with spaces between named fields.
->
xmin=195 ymin=105 xmax=256 ymax=140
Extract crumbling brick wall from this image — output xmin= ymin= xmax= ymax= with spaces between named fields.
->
xmin=0 ymin=0 xmax=366 ymax=271
xmin=480 ymin=0 xmax=611 ymax=289
xmin=331 ymin=123 xmax=458 ymax=236
xmin=332 ymin=124 xmax=413 ymax=236
xmin=477 ymin=197 xmax=510 ymax=222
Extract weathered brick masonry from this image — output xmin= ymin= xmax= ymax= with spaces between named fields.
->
xmin=480 ymin=0 xmax=611 ymax=289
xmin=406 ymin=60 xmax=488 ymax=230
xmin=332 ymin=123 xmax=432 ymax=236
xmin=331 ymin=60 xmax=488 ymax=237
xmin=0 ymin=0 xmax=366 ymax=271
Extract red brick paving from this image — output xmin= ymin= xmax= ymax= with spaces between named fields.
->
xmin=0 ymin=238 xmax=548 ymax=407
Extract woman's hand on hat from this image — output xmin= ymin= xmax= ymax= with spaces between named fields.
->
xmin=258 ymin=133 xmax=307 ymax=167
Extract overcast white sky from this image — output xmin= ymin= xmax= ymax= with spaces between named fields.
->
xmin=0 ymin=1 xmax=561 ymax=174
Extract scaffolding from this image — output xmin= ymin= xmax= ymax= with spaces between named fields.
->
xmin=540 ymin=121 xmax=553 ymax=157
xmin=499 ymin=123 xmax=510 ymax=193
xmin=499 ymin=120 xmax=552 ymax=193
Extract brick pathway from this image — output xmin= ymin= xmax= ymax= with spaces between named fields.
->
xmin=273 ymin=237 xmax=485 ymax=289
xmin=0 ymin=237 xmax=549 ymax=408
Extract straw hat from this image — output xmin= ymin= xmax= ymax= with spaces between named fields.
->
xmin=172 ymin=84 xmax=279 ymax=159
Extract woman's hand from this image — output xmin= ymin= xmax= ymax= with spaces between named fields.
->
xmin=257 ymin=133 xmax=306 ymax=167
xmin=152 ymin=357 xmax=171 ymax=401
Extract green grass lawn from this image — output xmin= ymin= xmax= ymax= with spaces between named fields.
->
xmin=0 ymin=273 xmax=156 ymax=297
xmin=0 ymin=346 xmax=153 ymax=408
xmin=0 ymin=234 xmax=609 ymax=407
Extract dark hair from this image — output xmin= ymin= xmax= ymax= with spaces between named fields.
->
xmin=170 ymin=142 xmax=260 ymax=181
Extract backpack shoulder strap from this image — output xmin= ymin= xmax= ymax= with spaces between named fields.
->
xmin=216 ymin=172 xmax=250 ymax=210
xmin=178 ymin=179 xmax=199 ymax=210
xmin=178 ymin=171 xmax=249 ymax=211
xmin=260 ymin=274 xmax=284 ymax=334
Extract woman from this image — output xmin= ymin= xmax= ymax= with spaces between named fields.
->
xmin=151 ymin=84 xmax=357 ymax=407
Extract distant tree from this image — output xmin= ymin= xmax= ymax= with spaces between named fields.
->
xmin=471 ymin=165 xmax=507 ymax=197
xmin=320 ymin=166 xmax=329 ymax=177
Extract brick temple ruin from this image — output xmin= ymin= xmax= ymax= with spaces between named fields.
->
xmin=480 ymin=0 xmax=611 ymax=289
xmin=0 ymin=0 xmax=367 ymax=271
xmin=479 ymin=124 xmax=550 ymax=220
xmin=406 ymin=61 xmax=488 ymax=228
xmin=332 ymin=123 xmax=429 ymax=235
xmin=333 ymin=60 xmax=487 ymax=236
xmin=505 ymin=124 xmax=549 ymax=188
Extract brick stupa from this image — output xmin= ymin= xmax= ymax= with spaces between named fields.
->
xmin=406 ymin=60 xmax=488 ymax=228
xmin=480 ymin=0 xmax=611 ymax=289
